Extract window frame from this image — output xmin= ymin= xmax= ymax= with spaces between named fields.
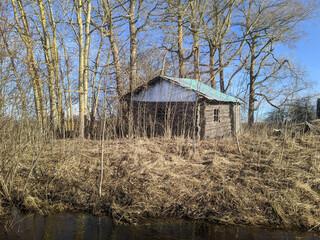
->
xmin=213 ymin=108 xmax=220 ymax=122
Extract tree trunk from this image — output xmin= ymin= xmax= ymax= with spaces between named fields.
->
xmin=102 ymin=0 xmax=124 ymax=97
xmin=84 ymin=0 xmax=92 ymax=136
xmin=67 ymin=59 xmax=74 ymax=132
xmin=38 ymin=0 xmax=59 ymax=131
xmin=12 ymin=0 xmax=46 ymax=127
xmin=75 ymin=0 xmax=85 ymax=138
xmin=89 ymin=40 xmax=106 ymax=138
xmin=248 ymin=44 xmax=256 ymax=126
xmin=48 ymin=0 xmax=64 ymax=133
xmin=218 ymin=44 xmax=225 ymax=93
xmin=192 ymin=25 xmax=200 ymax=81
xmin=209 ymin=43 xmax=216 ymax=89
xmin=128 ymin=0 xmax=138 ymax=137
xmin=129 ymin=0 xmax=137 ymax=90
xmin=62 ymin=41 xmax=74 ymax=133
xmin=177 ymin=1 xmax=186 ymax=78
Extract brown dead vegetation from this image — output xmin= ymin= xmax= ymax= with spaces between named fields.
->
xmin=0 ymin=121 xmax=319 ymax=233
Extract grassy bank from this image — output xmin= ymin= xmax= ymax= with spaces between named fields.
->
xmin=0 ymin=122 xmax=319 ymax=232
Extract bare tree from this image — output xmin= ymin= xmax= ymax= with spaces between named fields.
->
xmin=36 ymin=0 xmax=59 ymax=131
xmin=99 ymin=0 xmax=124 ymax=97
xmin=201 ymin=0 xmax=251 ymax=91
xmin=89 ymin=34 xmax=109 ymax=137
xmin=164 ymin=0 xmax=191 ymax=78
xmin=116 ymin=0 xmax=159 ymax=136
xmin=47 ymin=0 xmax=65 ymax=133
xmin=239 ymin=0 xmax=317 ymax=126
xmin=187 ymin=0 xmax=207 ymax=81
xmin=73 ymin=0 xmax=92 ymax=138
xmin=61 ymin=38 xmax=75 ymax=133
xmin=0 ymin=14 xmax=27 ymax=118
xmin=11 ymin=0 xmax=47 ymax=127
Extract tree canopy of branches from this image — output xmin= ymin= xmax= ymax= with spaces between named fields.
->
xmin=0 ymin=0 xmax=318 ymax=137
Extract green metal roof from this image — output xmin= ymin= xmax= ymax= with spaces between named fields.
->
xmin=161 ymin=76 xmax=240 ymax=103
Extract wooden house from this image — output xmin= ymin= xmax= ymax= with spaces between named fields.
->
xmin=122 ymin=76 xmax=241 ymax=139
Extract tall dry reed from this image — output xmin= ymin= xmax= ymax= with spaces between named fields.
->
xmin=0 ymin=120 xmax=319 ymax=233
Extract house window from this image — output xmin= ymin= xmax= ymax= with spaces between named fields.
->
xmin=214 ymin=109 xmax=220 ymax=122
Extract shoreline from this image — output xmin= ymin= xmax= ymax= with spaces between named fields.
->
xmin=1 ymin=127 xmax=320 ymax=233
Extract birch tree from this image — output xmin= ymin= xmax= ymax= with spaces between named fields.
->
xmin=11 ymin=0 xmax=46 ymax=127
xmin=47 ymin=0 xmax=64 ymax=132
xmin=73 ymin=0 xmax=92 ymax=138
xmin=91 ymin=0 xmax=124 ymax=97
xmin=61 ymin=39 xmax=75 ymax=133
xmin=37 ymin=0 xmax=59 ymax=131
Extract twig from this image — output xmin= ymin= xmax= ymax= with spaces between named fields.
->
xmin=23 ymin=143 xmax=45 ymax=192
xmin=308 ymin=222 xmax=320 ymax=232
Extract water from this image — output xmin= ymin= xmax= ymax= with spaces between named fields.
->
xmin=0 ymin=212 xmax=319 ymax=240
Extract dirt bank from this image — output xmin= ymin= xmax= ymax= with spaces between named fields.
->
xmin=0 ymin=125 xmax=319 ymax=232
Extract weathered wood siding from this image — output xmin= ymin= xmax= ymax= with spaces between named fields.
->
xmin=203 ymin=103 xmax=232 ymax=139
xmin=131 ymin=101 xmax=241 ymax=139
xmin=132 ymin=101 xmax=197 ymax=137
xmin=203 ymin=102 xmax=241 ymax=139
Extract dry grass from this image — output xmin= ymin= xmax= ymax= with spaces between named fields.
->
xmin=0 ymin=121 xmax=320 ymax=233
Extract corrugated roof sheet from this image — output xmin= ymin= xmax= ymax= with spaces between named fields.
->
xmin=161 ymin=76 xmax=240 ymax=103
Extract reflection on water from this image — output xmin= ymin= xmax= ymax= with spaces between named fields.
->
xmin=0 ymin=212 xmax=319 ymax=240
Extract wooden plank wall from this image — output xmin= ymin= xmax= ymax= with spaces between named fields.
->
xmin=129 ymin=100 xmax=240 ymax=139
xmin=203 ymin=103 xmax=232 ymax=139
xmin=132 ymin=101 xmax=197 ymax=137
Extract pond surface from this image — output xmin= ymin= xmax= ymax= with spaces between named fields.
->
xmin=0 ymin=212 xmax=319 ymax=240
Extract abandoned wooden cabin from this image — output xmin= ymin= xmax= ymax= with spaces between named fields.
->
xmin=122 ymin=75 xmax=241 ymax=139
